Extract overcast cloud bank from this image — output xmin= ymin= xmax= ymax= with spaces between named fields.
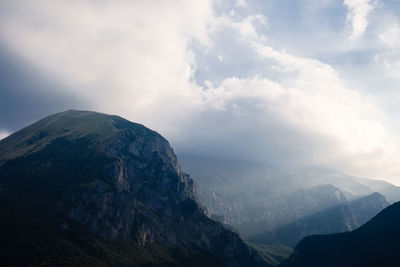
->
xmin=1 ymin=0 xmax=400 ymax=184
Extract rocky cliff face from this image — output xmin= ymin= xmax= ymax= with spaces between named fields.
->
xmin=248 ymin=185 xmax=356 ymax=247
xmin=179 ymin=154 xmax=390 ymax=248
xmin=0 ymin=110 xmax=266 ymax=266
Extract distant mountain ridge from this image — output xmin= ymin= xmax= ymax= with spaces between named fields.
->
xmin=0 ymin=110 xmax=267 ymax=266
xmin=283 ymin=201 xmax=400 ymax=266
xmin=250 ymin=191 xmax=388 ymax=247
xmin=355 ymin=177 xmax=400 ymax=203
xmin=179 ymin=154 xmax=397 ymax=248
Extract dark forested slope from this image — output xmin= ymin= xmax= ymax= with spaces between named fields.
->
xmin=283 ymin=201 xmax=400 ymax=266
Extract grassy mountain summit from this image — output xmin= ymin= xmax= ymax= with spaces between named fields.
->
xmin=0 ymin=110 xmax=267 ymax=266
xmin=0 ymin=110 xmax=153 ymax=162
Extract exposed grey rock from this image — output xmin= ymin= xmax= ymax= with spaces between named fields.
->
xmin=179 ymin=154 xmax=391 ymax=247
xmin=14 ymin=110 xmax=268 ymax=266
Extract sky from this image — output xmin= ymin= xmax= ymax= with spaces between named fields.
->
xmin=1 ymin=0 xmax=400 ymax=184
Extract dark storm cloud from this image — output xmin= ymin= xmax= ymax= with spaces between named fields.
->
xmin=0 ymin=44 xmax=86 ymax=132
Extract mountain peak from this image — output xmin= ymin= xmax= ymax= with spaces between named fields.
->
xmin=0 ymin=110 xmax=163 ymax=164
xmin=0 ymin=110 xmax=267 ymax=266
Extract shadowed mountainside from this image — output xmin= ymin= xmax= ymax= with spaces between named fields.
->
xmin=0 ymin=110 xmax=267 ymax=267
xmin=283 ymin=201 xmax=400 ymax=266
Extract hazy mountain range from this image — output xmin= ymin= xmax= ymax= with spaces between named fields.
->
xmin=1 ymin=110 xmax=400 ymax=266
xmin=179 ymin=154 xmax=400 ymax=247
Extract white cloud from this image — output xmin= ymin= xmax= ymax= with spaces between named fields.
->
xmin=372 ymin=17 xmax=400 ymax=83
xmin=235 ymin=0 xmax=247 ymax=7
xmin=1 ymin=1 xmax=400 ymax=184
xmin=203 ymin=64 xmax=400 ymax=181
xmin=379 ymin=21 xmax=400 ymax=48
xmin=344 ymin=0 xmax=378 ymax=40
xmin=192 ymin=14 xmax=400 ymax=183
xmin=0 ymin=0 xmax=213 ymax=134
xmin=209 ymin=14 xmax=268 ymax=42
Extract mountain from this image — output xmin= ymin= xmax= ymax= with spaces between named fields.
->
xmin=283 ymin=201 xmax=400 ymax=266
xmin=355 ymin=177 xmax=400 ymax=203
xmin=178 ymin=154 xmax=393 ymax=246
xmin=250 ymin=191 xmax=388 ymax=247
xmin=0 ymin=110 xmax=267 ymax=267
xmin=348 ymin=192 xmax=389 ymax=226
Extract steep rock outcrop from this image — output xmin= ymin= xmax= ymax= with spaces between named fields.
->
xmin=0 ymin=110 xmax=266 ymax=266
